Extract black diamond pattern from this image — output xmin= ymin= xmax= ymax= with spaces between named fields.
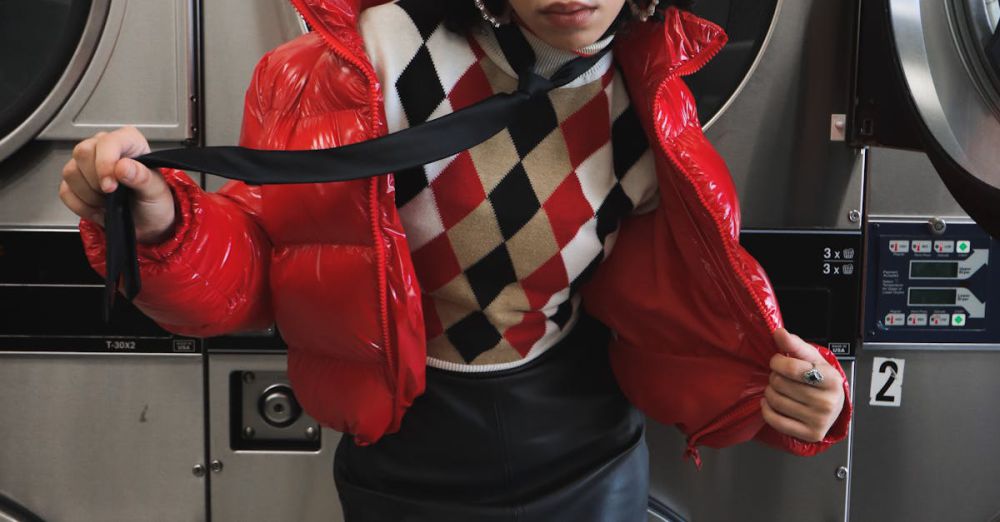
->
xmin=397 ymin=46 xmax=446 ymax=126
xmin=508 ymin=96 xmax=560 ymax=158
xmin=611 ymin=106 xmax=648 ymax=180
xmin=447 ymin=311 xmax=504 ymax=362
xmin=488 ymin=163 xmax=542 ymax=240
xmin=465 ymin=244 xmax=518 ymax=309
xmin=394 ymin=165 xmax=430 ymax=207
xmin=551 ymin=299 xmax=574 ymax=329
xmin=594 ymin=184 xmax=634 ymax=243
xmin=395 ymin=0 xmax=446 ymax=40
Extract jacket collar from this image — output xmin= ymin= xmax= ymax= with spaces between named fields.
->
xmin=289 ymin=0 xmax=727 ymax=81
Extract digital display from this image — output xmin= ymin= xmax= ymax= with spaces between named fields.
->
xmin=908 ymin=288 xmax=958 ymax=306
xmin=910 ymin=261 xmax=959 ymax=279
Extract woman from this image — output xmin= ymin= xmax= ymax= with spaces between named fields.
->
xmin=59 ymin=0 xmax=851 ymax=520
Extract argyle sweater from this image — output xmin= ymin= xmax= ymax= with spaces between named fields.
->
xmin=359 ymin=1 xmax=657 ymax=372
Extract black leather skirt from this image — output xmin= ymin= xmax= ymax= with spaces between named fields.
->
xmin=333 ymin=313 xmax=649 ymax=522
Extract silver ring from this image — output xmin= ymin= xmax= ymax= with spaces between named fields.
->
xmin=802 ymin=363 xmax=824 ymax=386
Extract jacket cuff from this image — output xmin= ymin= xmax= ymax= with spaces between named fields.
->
xmin=754 ymin=344 xmax=853 ymax=456
xmin=79 ymin=169 xmax=203 ymax=272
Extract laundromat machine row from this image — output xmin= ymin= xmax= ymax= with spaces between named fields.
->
xmin=1 ymin=0 xmax=999 ymax=520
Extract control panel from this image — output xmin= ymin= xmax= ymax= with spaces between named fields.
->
xmin=865 ymin=221 xmax=998 ymax=343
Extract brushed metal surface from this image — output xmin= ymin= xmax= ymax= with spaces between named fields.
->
xmin=648 ymin=361 xmax=855 ymax=522
xmin=208 ymin=353 xmax=344 ymax=522
xmin=0 ymin=353 xmax=205 ymax=522
xmin=38 ymin=0 xmax=196 ymax=142
xmin=706 ymin=0 xmax=864 ymax=230
xmin=0 ymin=143 xmax=81 ymax=228
xmin=851 ymin=348 xmax=1000 ymax=522
xmin=867 ymin=148 xmax=967 ymax=219
xmin=202 ymin=0 xmax=307 ymax=192
xmin=0 ymin=0 xmax=112 ymax=164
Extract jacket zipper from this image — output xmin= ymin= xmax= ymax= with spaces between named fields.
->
xmin=287 ymin=0 xmax=397 ymax=404
xmin=645 ymin=29 xmax=781 ymax=464
xmin=651 ymin=40 xmax=778 ymax=333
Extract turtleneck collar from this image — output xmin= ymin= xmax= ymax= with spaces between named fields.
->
xmin=472 ymin=21 xmax=615 ymax=89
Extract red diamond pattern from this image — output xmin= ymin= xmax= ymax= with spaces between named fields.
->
xmin=431 ymin=152 xmax=486 ymax=228
xmin=543 ymin=174 xmax=596 ymax=248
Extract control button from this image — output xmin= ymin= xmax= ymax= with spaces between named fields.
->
xmin=951 ymin=313 xmax=967 ymax=327
xmin=906 ymin=313 xmax=928 ymax=326
xmin=957 ymin=240 xmax=972 ymax=254
xmin=934 ymin=241 xmax=955 ymax=254
xmin=930 ymin=313 xmax=950 ymax=326
xmin=889 ymin=240 xmax=910 ymax=253
xmin=911 ymin=240 xmax=932 ymax=253
xmin=885 ymin=313 xmax=905 ymax=326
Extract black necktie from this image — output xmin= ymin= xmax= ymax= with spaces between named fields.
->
xmin=103 ymin=24 xmax=612 ymax=320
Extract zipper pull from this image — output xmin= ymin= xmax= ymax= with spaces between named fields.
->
xmin=683 ymin=443 xmax=703 ymax=470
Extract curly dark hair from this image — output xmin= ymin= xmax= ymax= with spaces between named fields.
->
xmin=443 ymin=0 xmax=695 ymax=36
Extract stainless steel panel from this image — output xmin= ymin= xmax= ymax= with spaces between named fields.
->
xmin=38 ymin=0 xmax=196 ymax=142
xmin=208 ymin=353 xmax=344 ymax=522
xmin=648 ymin=361 xmax=855 ymax=522
xmin=202 ymin=0 xmax=306 ymax=192
xmin=707 ymin=0 xmax=863 ymax=230
xmin=0 ymin=143 xmax=80 ymax=228
xmin=0 ymin=353 xmax=205 ymax=522
xmin=851 ymin=348 xmax=1000 ymax=522
xmin=867 ymin=148 xmax=967 ymax=219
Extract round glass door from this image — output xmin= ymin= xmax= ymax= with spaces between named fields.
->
xmin=0 ymin=0 xmax=94 ymax=162
xmin=686 ymin=0 xmax=781 ymax=127
xmin=888 ymin=0 xmax=1000 ymax=237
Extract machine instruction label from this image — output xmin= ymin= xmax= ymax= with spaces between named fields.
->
xmin=869 ymin=357 xmax=905 ymax=407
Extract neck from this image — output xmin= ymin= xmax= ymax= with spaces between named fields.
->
xmin=475 ymin=21 xmax=615 ymax=84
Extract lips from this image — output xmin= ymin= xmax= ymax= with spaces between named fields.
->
xmin=539 ymin=1 xmax=598 ymax=28
xmin=540 ymin=2 xmax=597 ymax=15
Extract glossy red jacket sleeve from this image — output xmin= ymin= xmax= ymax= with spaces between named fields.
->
xmin=77 ymin=53 xmax=277 ymax=337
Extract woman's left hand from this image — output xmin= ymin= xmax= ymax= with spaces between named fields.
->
xmin=761 ymin=329 xmax=846 ymax=443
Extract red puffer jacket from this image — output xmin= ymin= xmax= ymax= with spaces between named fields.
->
xmin=80 ymin=0 xmax=851 ymax=458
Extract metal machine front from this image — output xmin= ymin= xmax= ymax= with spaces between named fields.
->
xmin=0 ymin=230 xmax=205 ymax=522
xmin=849 ymin=0 xmax=1000 ymax=519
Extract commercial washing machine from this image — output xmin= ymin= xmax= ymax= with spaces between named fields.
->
xmin=848 ymin=0 xmax=1000 ymax=520
xmin=0 ymin=1 xmax=202 ymax=520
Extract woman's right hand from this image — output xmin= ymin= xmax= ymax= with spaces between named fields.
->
xmin=59 ymin=126 xmax=177 ymax=244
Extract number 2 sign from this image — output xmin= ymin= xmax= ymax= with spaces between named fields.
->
xmin=869 ymin=357 xmax=905 ymax=407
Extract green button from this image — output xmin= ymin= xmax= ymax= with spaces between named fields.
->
xmin=952 ymin=314 xmax=966 ymax=326
xmin=957 ymin=240 xmax=971 ymax=253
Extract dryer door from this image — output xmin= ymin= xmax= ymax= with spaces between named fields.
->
xmin=887 ymin=0 xmax=1000 ymax=237
xmin=686 ymin=0 xmax=780 ymax=128
xmin=0 ymin=0 xmax=104 ymax=164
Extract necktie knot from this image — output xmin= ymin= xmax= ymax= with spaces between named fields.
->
xmin=517 ymin=72 xmax=552 ymax=97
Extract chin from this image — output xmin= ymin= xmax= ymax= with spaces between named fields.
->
xmin=550 ymin=30 xmax=605 ymax=51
